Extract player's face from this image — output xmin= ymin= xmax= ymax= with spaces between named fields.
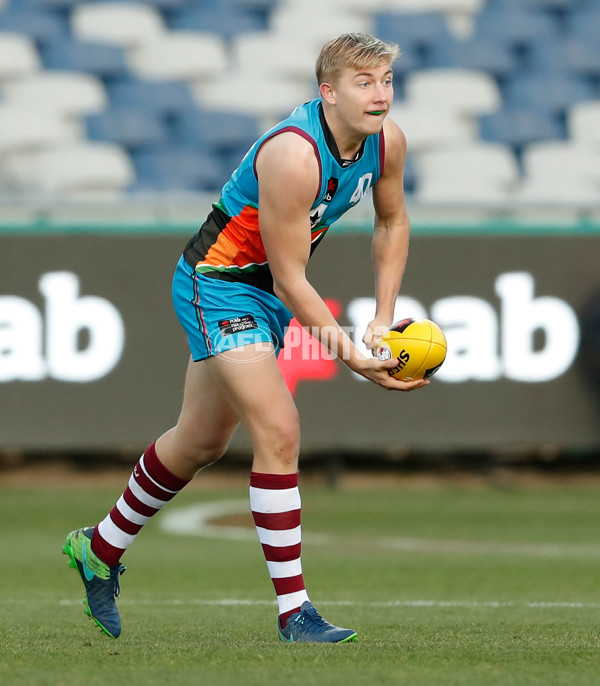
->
xmin=331 ymin=62 xmax=394 ymax=136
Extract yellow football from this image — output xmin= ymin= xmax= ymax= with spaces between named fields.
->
xmin=376 ymin=318 xmax=447 ymax=381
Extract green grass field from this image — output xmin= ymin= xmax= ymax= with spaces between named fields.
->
xmin=2 ymin=470 xmax=600 ymax=685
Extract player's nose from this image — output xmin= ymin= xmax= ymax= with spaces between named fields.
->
xmin=373 ymin=82 xmax=390 ymax=102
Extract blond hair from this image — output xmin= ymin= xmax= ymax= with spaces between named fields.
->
xmin=316 ymin=33 xmax=401 ymax=85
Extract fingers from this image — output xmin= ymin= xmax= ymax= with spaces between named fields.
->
xmin=361 ymin=357 xmax=430 ymax=391
xmin=370 ymin=332 xmax=384 ymax=352
xmin=387 ymin=377 xmax=430 ymax=391
xmin=383 ymin=358 xmax=430 ymax=389
xmin=362 ymin=329 xmax=377 ymax=350
xmin=362 ymin=321 xmax=390 ymax=351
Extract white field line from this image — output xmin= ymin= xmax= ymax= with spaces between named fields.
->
xmin=23 ymin=599 xmax=591 ymax=610
xmin=4 ymin=599 xmax=600 ymax=609
xmin=158 ymin=500 xmax=600 ymax=559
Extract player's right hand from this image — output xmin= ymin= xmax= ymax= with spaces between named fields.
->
xmin=351 ymin=356 xmax=430 ymax=391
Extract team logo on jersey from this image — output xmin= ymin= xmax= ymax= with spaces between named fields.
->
xmin=310 ymin=177 xmax=338 ymax=228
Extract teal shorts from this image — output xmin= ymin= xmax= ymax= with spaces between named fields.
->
xmin=172 ymin=256 xmax=293 ymax=361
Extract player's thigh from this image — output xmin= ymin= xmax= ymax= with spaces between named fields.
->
xmin=175 ymin=356 xmax=240 ymax=450
xmin=206 ymin=343 xmax=299 ymax=447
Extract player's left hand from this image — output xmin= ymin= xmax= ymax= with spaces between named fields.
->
xmin=362 ymin=318 xmax=391 ymax=353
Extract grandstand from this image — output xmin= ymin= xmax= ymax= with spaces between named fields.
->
xmin=0 ymin=0 xmax=599 ymax=213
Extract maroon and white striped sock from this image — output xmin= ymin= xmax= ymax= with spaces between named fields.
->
xmin=249 ymin=471 xmax=309 ymax=628
xmin=91 ymin=441 xmax=190 ymax=566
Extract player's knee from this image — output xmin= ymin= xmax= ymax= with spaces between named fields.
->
xmin=264 ymin=414 xmax=300 ymax=467
xmin=196 ymin=438 xmax=230 ymax=466
xmin=275 ymin=425 xmax=300 ymax=457
xmin=175 ymin=435 xmax=229 ymax=470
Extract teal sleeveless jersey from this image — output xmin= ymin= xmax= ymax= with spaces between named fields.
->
xmin=183 ymin=98 xmax=386 ymax=293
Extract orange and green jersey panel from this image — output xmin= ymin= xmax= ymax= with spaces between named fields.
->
xmin=183 ymin=98 xmax=385 ymax=294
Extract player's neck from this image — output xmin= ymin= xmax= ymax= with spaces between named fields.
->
xmin=322 ymin=108 xmax=365 ymax=161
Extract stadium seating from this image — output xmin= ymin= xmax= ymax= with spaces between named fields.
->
xmin=105 ymin=77 xmax=198 ymax=120
xmin=270 ymin=2 xmax=373 ymax=51
xmin=374 ymin=11 xmax=450 ymax=67
xmin=0 ymin=7 xmax=68 ymax=46
xmin=402 ymin=154 xmax=418 ymax=194
xmin=3 ymin=142 xmax=135 ymax=196
xmin=566 ymin=4 xmax=600 ymax=42
xmin=428 ymin=35 xmax=517 ymax=79
xmin=2 ymin=71 xmax=107 ymax=116
xmin=479 ymin=106 xmax=565 ymax=151
xmin=371 ymin=0 xmax=485 ymax=38
xmin=167 ymin=4 xmax=267 ymax=40
xmin=527 ymin=0 xmax=584 ymax=10
xmin=0 ymin=32 xmax=40 ymax=79
xmin=404 ymin=69 xmax=502 ymax=117
xmin=377 ymin=0 xmax=483 ymax=11
xmin=567 ymin=101 xmax=600 ymax=148
xmin=389 ymin=103 xmax=476 ymax=152
xmin=231 ymin=32 xmax=316 ymax=82
xmin=0 ymin=105 xmax=80 ymax=153
xmin=518 ymin=142 xmax=600 ymax=204
xmin=130 ymin=147 xmax=228 ymax=193
xmin=473 ymin=4 xmax=561 ymax=50
xmin=0 ymin=0 xmax=599 ymax=202
xmin=414 ymin=143 xmax=520 ymax=203
xmin=194 ymin=70 xmax=315 ymax=130
xmin=527 ymin=34 xmax=600 ymax=78
xmin=174 ymin=109 xmax=261 ymax=156
xmin=503 ymin=72 xmax=596 ymax=115
xmin=85 ymin=107 xmax=168 ymax=150
xmin=71 ymin=2 xmax=165 ymax=47
xmin=127 ymin=31 xmax=228 ymax=82
xmin=230 ymin=0 xmax=280 ymax=14
xmin=40 ymin=38 xmax=128 ymax=80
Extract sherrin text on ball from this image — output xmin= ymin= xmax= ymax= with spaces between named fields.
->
xmin=376 ymin=318 xmax=447 ymax=381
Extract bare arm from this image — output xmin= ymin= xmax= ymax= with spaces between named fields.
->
xmin=257 ymin=132 xmax=424 ymax=390
xmin=363 ymin=118 xmax=414 ymax=352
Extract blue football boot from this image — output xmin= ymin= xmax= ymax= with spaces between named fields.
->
xmin=278 ymin=601 xmax=357 ymax=643
xmin=62 ymin=527 xmax=126 ymax=638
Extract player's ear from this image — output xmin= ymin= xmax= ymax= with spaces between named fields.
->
xmin=319 ymin=81 xmax=336 ymax=105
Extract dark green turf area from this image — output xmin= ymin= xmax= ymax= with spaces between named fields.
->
xmin=2 ymin=480 xmax=600 ymax=685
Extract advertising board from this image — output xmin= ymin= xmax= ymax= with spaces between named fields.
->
xmin=1 ymin=229 xmax=599 ymax=453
